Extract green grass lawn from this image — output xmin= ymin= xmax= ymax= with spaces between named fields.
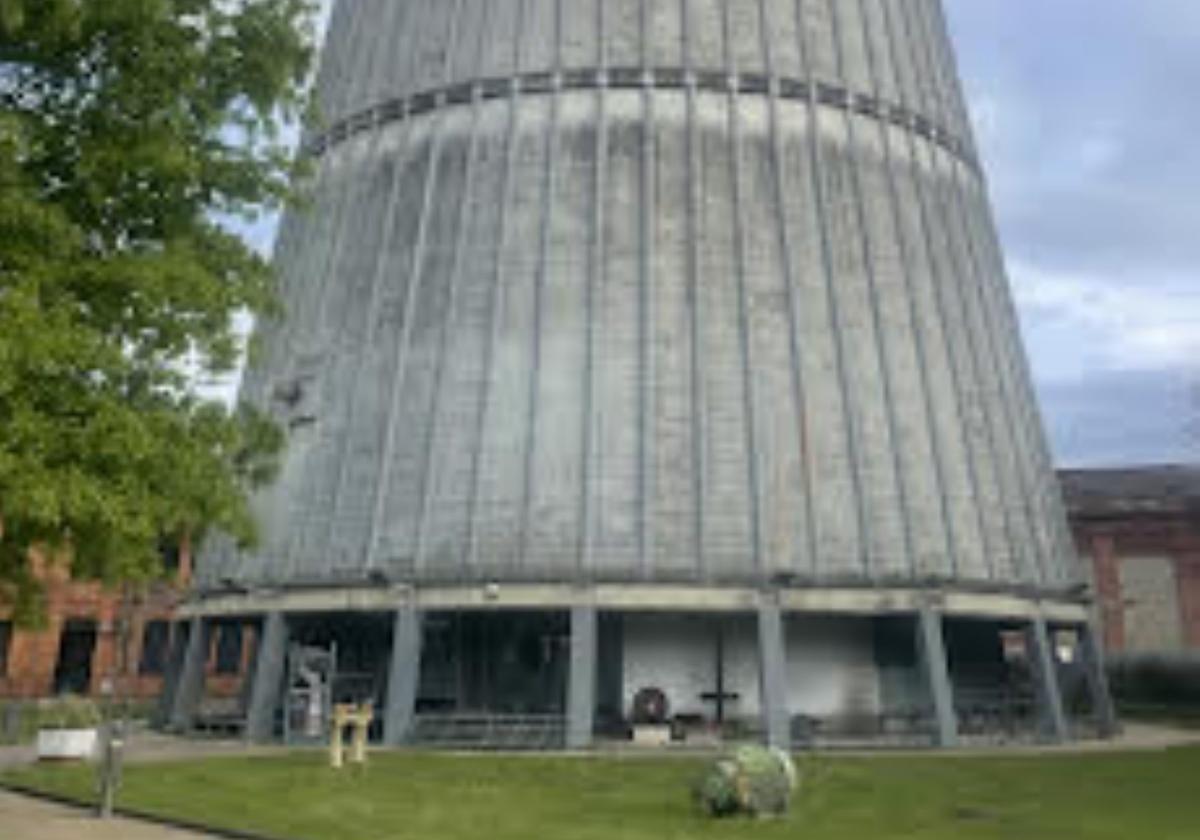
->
xmin=5 ymin=748 xmax=1200 ymax=839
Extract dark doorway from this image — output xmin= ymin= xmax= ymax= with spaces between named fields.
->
xmin=54 ymin=620 xmax=98 ymax=695
xmin=418 ymin=611 xmax=569 ymax=715
xmin=288 ymin=612 xmax=393 ymax=709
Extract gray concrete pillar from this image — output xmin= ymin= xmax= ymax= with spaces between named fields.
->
xmin=567 ymin=605 xmax=598 ymax=750
xmin=154 ymin=622 xmax=188 ymax=729
xmin=383 ymin=606 xmax=422 ymax=747
xmin=757 ymin=600 xmax=790 ymax=750
xmin=1026 ymin=617 xmax=1069 ymax=743
xmin=169 ymin=616 xmax=210 ymax=733
xmin=245 ymin=612 xmax=288 ymax=743
xmin=1078 ymin=622 xmax=1118 ymax=737
xmin=916 ymin=607 xmax=958 ymax=748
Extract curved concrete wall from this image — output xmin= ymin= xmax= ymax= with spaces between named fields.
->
xmin=199 ymin=0 xmax=1079 ymax=594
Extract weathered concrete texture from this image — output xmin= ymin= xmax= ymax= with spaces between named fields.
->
xmin=0 ymin=791 xmax=213 ymax=840
xmin=200 ymin=0 xmax=1077 ymax=598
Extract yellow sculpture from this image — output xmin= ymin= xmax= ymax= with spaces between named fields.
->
xmin=329 ymin=702 xmax=374 ymax=769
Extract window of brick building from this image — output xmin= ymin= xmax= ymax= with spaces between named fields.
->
xmin=214 ymin=623 xmax=243 ymax=675
xmin=53 ymin=619 xmax=97 ymax=695
xmin=0 ymin=621 xmax=11 ymax=677
xmin=158 ymin=538 xmax=181 ymax=575
xmin=139 ymin=620 xmax=170 ymax=675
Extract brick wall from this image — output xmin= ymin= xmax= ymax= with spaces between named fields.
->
xmin=0 ymin=542 xmax=192 ymax=700
xmin=1076 ymin=517 xmax=1200 ymax=655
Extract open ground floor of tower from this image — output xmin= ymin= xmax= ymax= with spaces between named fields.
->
xmin=160 ymin=588 xmax=1116 ymax=750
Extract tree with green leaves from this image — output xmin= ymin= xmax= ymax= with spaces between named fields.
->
xmin=0 ymin=0 xmax=318 ymax=621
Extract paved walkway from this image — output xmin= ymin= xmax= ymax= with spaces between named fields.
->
xmin=0 ymin=790 xmax=214 ymax=840
xmin=2 ymin=722 xmax=1199 ymax=770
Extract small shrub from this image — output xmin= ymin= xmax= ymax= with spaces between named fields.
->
xmin=1108 ymin=654 xmax=1200 ymax=708
xmin=694 ymin=745 xmax=797 ymax=818
xmin=38 ymin=696 xmax=103 ymax=730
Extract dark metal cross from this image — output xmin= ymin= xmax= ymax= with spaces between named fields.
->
xmin=699 ymin=622 xmax=740 ymax=724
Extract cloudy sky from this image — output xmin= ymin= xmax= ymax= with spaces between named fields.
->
xmin=947 ymin=1 xmax=1199 ymax=466
xmin=232 ymin=1 xmax=1198 ymax=469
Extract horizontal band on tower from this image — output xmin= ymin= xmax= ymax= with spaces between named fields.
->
xmin=305 ymin=66 xmax=979 ymax=172
xmin=181 ymin=582 xmax=1090 ymax=625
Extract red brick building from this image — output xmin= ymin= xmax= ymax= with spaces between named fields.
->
xmin=0 ymin=530 xmax=269 ymax=711
xmin=0 ymin=539 xmax=252 ymax=702
xmin=1062 ymin=466 xmax=1200 ymax=656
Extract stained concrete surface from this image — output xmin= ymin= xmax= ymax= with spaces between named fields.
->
xmin=0 ymin=790 xmax=215 ymax=840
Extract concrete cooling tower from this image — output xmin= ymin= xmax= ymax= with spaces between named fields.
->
xmin=170 ymin=0 xmax=1116 ymax=749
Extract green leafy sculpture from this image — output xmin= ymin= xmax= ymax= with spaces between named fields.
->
xmin=694 ymin=745 xmax=798 ymax=818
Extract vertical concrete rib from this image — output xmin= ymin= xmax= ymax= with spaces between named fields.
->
xmin=277 ymin=2 xmax=383 ymax=579
xmin=907 ymin=8 xmax=1020 ymax=583
xmin=314 ymin=0 xmax=419 ymax=574
xmin=795 ymin=0 xmax=872 ymax=580
xmin=578 ymin=0 xmax=605 ymax=578
xmin=683 ymin=0 xmax=708 ymax=581
xmin=465 ymin=0 xmax=529 ymax=575
xmin=724 ymin=1 xmax=766 ymax=580
xmin=943 ymin=161 xmax=1048 ymax=586
xmin=638 ymin=0 xmax=656 ymax=579
xmin=826 ymin=0 xmax=916 ymax=581
xmin=891 ymin=2 xmax=989 ymax=582
xmin=414 ymin=0 xmax=483 ymax=576
xmin=280 ymin=134 xmax=367 ymax=577
xmin=857 ymin=0 xmax=956 ymax=581
xmin=906 ymin=1 xmax=1029 ymax=584
xmin=759 ymin=0 xmax=817 ymax=578
xmin=365 ymin=1 xmax=464 ymax=573
xmin=924 ymin=0 xmax=977 ymax=155
xmin=517 ymin=0 xmax=562 ymax=577
xmin=961 ymin=177 xmax=1080 ymax=588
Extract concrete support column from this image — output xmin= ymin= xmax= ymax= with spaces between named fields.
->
xmin=154 ymin=622 xmax=189 ymax=729
xmin=916 ymin=606 xmax=958 ymax=748
xmin=245 ymin=612 xmax=289 ymax=743
xmin=1026 ymin=617 xmax=1069 ymax=743
xmin=169 ymin=616 xmax=210 ymax=733
xmin=383 ymin=606 xmax=422 ymax=747
xmin=757 ymin=600 xmax=790 ymax=750
xmin=567 ymin=605 xmax=598 ymax=750
xmin=1078 ymin=621 xmax=1119 ymax=738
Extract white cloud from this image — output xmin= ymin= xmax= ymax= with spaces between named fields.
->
xmin=1011 ymin=261 xmax=1200 ymax=380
